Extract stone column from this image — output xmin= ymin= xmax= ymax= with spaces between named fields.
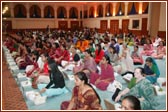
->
xmin=94 ymin=6 xmax=97 ymax=17
xmin=103 ymin=3 xmax=106 ymax=17
xmin=87 ymin=6 xmax=89 ymax=18
xmin=82 ymin=5 xmax=84 ymax=18
xmin=113 ymin=2 xmax=117 ymax=16
xmin=139 ymin=2 xmax=143 ymax=14
xmin=40 ymin=4 xmax=44 ymax=18
xmin=124 ymin=2 xmax=129 ymax=16
xmin=9 ymin=3 xmax=14 ymax=18
xmin=78 ymin=7 xmax=80 ymax=19
xmin=25 ymin=3 xmax=30 ymax=18
xmin=54 ymin=5 xmax=57 ymax=18
xmin=66 ymin=6 xmax=69 ymax=18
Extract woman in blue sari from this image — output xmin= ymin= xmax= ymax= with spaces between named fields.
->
xmin=144 ymin=57 xmax=160 ymax=84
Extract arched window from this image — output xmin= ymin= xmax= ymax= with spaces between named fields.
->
xmin=57 ymin=6 xmax=67 ymax=18
xmin=106 ymin=3 xmax=113 ymax=17
xmin=14 ymin=4 xmax=26 ymax=18
xmin=30 ymin=5 xmax=41 ymax=18
xmin=142 ymin=2 xmax=149 ymax=14
xmin=97 ymin=5 xmax=103 ymax=17
xmin=116 ymin=2 xmax=125 ymax=16
xmin=89 ymin=6 xmax=94 ymax=18
xmin=128 ymin=2 xmax=139 ymax=15
xmin=69 ymin=7 xmax=78 ymax=18
xmin=44 ymin=5 xmax=54 ymax=18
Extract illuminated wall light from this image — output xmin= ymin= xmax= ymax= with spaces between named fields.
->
xmin=94 ymin=12 xmax=97 ymax=18
xmin=119 ymin=10 xmax=122 ymax=15
xmin=139 ymin=3 xmax=143 ymax=14
xmin=113 ymin=8 xmax=116 ymax=16
xmin=139 ymin=8 xmax=142 ymax=14
xmin=113 ymin=12 xmax=115 ymax=16
xmin=107 ymin=12 xmax=109 ymax=16
xmin=4 ymin=6 xmax=8 ymax=11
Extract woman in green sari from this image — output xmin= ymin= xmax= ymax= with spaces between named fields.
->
xmin=144 ymin=57 xmax=160 ymax=84
xmin=115 ymin=67 xmax=159 ymax=110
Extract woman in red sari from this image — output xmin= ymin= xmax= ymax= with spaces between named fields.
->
xmin=61 ymin=72 xmax=102 ymax=110
xmin=55 ymin=44 xmax=70 ymax=65
xmin=49 ymin=42 xmax=60 ymax=59
xmin=90 ymin=55 xmax=115 ymax=90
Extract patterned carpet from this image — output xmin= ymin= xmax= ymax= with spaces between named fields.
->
xmin=2 ymin=35 xmax=28 ymax=110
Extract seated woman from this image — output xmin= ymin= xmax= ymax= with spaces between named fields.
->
xmin=88 ymin=42 xmax=95 ymax=57
xmin=73 ymin=49 xmax=98 ymax=78
xmin=105 ymin=46 xmax=119 ymax=66
xmin=26 ymin=50 xmax=40 ymax=77
xmin=140 ymin=39 xmax=154 ymax=56
xmin=31 ymin=53 xmax=50 ymax=88
xmin=61 ymin=46 xmax=81 ymax=71
xmin=49 ymin=42 xmax=60 ymax=59
xmin=38 ymin=59 xmax=68 ymax=97
xmin=90 ymin=55 xmax=115 ymax=91
xmin=131 ymin=45 xmax=143 ymax=65
xmin=120 ymin=95 xmax=141 ymax=110
xmin=153 ymin=36 xmax=162 ymax=48
xmin=75 ymin=39 xmax=83 ymax=51
xmin=15 ymin=44 xmax=33 ymax=69
xmin=114 ymin=43 xmax=134 ymax=75
xmin=110 ymin=39 xmax=120 ymax=54
xmin=144 ymin=57 xmax=160 ymax=84
xmin=61 ymin=72 xmax=102 ymax=110
xmin=151 ymin=41 xmax=166 ymax=59
xmin=54 ymin=44 xmax=70 ymax=65
xmin=115 ymin=67 xmax=159 ymax=110
xmin=126 ymin=37 xmax=134 ymax=46
xmin=94 ymin=44 xmax=105 ymax=64
xmin=80 ymin=39 xmax=89 ymax=52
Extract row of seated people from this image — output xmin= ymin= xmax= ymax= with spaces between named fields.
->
xmin=4 ymin=30 xmax=165 ymax=85
xmin=3 ymin=30 xmax=165 ymax=110
xmin=5 ymin=31 xmax=166 ymax=68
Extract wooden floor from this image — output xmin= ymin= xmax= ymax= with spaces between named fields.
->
xmin=2 ymin=34 xmax=28 ymax=110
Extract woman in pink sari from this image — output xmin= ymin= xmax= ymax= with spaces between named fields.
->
xmin=131 ymin=45 xmax=143 ymax=65
xmin=152 ymin=41 xmax=166 ymax=59
xmin=90 ymin=55 xmax=115 ymax=90
xmin=141 ymin=39 xmax=154 ymax=56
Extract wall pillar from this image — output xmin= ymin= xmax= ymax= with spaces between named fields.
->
xmin=40 ymin=4 xmax=44 ymax=18
xmin=113 ymin=3 xmax=117 ymax=16
xmin=124 ymin=2 xmax=128 ymax=16
xmin=25 ymin=3 xmax=30 ymax=18
xmin=9 ymin=3 xmax=14 ymax=18
xmin=66 ymin=6 xmax=69 ymax=18
xmin=103 ymin=3 xmax=106 ymax=17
